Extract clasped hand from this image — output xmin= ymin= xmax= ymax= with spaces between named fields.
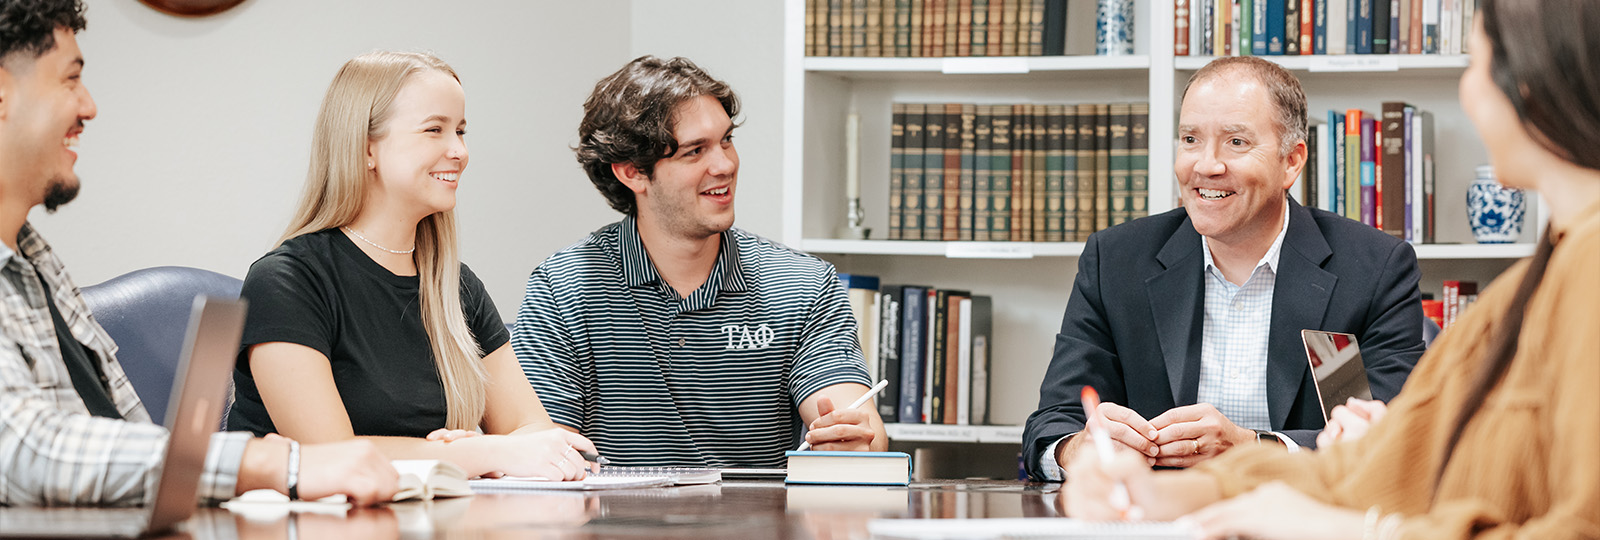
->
xmin=1069 ymin=402 xmax=1256 ymax=469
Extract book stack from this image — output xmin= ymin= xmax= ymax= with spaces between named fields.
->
xmin=888 ymin=102 xmax=1150 ymax=242
xmin=1296 ymin=103 xmax=1435 ymax=244
xmin=1175 ymin=0 xmax=1477 ymax=56
xmin=806 ymin=0 xmax=1072 ymax=57
xmin=840 ymin=275 xmax=997 ymax=427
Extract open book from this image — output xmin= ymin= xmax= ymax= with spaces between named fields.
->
xmin=223 ymin=459 xmax=471 ymax=512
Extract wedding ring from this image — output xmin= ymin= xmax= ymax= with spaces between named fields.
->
xmin=1193 ymin=441 xmax=1201 ymax=455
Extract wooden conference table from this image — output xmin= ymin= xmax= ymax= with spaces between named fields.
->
xmin=157 ymin=479 xmax=1063 ymax=540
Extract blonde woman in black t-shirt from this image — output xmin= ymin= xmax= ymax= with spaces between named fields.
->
xmin=228 ymin=51 xmax=595 ymax=481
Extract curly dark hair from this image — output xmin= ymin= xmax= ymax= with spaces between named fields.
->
xmin=575 ymin=55 xmax=740 ymax=216
xmin=0 ymin=0 xmax=86 ymax=67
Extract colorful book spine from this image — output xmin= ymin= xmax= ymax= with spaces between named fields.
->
xmin=1360 ymin=117 xmax=1376 ymax=227
xmin=923 ymin=105 xmax=946 ymax=240
xmin=1380 ymin=102 xmax=1407 ymax=240
xmin=1176 ymin=0 xmax=1192 ymax=55
xmin=1356 ymin=0 xmax=1373 ymax=54
xmin=1239 ymin=0 xmax=1253 ymax=55
xmin=942 ymin=103 xmax=962 ymax=241
xmin=1404 ymin=105 xmax=1416 ymax=242
xmin=1315 ymin=122 xmax=1332 ymax=211
xmin=865 ymin=0 xmax=883 ymax=56
xmin=1030 ymin=104 xmax=1048 ymax=240
xmin=1109 ymin=103 xmax=1132 ymax=227
xmin=1396 ymin=0 xmax=1408 ymax=53
xmin=1043 ymin=0 xmax=1067 ymax=55
xmin=908 ymin=0 xmax=923 ymax=57
xmin=1044 ymin=105 xmax=1067 ymax=242
xmin=1010 ymin=105 xmax=1028 ymax=241
xmin=1266 ymin=0 xmax=1285 ymax=54
xmin=876 ymin=285 xmax=903 ymax=422
xmin=1062 ymin=106 xmax=1080 ymax=240
xmin=989 ymin=111 xmax=1013 ymax=238
xmin=904 ymin=104 xmax=926 ymax=240
xmin=1419 ymin=110 xmax=1435 ymax=243
xmin=1372 ymin=0 xmax=1390 ymax=53
xmin=928 ymin=289 xmax=951 ymax=424
xmin=830 ymin=0 xmax=846 ymax=56
xmin=1329 ymin=110 xmax=1345 ymax=213
xmin=972 ymin=0 xmax=990 ymax=56
xmin=807 ymin=0 xmax=819 ymax=56
xmin=1344 ymin=109 xmax=1362 ymax=221
xmin=988 ymin=0 xmax=1005 ymax=56
xmin=1346 ymin=0 xmax=1359 ymax=54
xmin=898 ymin=285 xmax=928 ymax=423
xmin=1216 ymin=0 xmax=1232 ymax=56
xmin=896 ymin=0 xmax=913 ymax=57
xmin=943 ymin=0 xmax=959 ymax=57
xmin=956 ymin=0 xmax=973 ymax=56
xmin=1251 ymin=0 xmax=1268 ymax=55
xmin=1129 ymin=104 xmax=1149 ymax=220
xmin=1422 ymin=0 xmax=1438 ymax=54
xmin=973 ymin=106 xmax=994 ymax=241
xmin=1028 ymin=0 xmax=1046 ymax=56
xmin=1286 ymin=0 xmax=1301 ymax=54
xmin=1001 ymin=0 xmax=1019 ymax=55
xmin=1314 ymin=0 xmax=1328 ymax=53
xmin=1407 ymin=0 xmax=1422 ymax=53
xmin=958 ymin=104 xmax=977 ymax=241
xmin=1075 ymin=104 xmax=1098 ymax=240
xmin=1300 ymin=0 xmax=1314 ymax=53
xmin=889 ymin=104 xmax=907 ymax=240
xmin=1094 ymin=104 xmax=1111 ymax=233
xmin=1328 ymin=0 xmax=1348 ymax=54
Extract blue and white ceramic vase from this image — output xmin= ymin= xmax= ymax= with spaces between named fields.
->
xmin=1466 ymin=165 xmax=1525 ymax=244
xmin=1096 ymin=0 xmax=1134 ymax=55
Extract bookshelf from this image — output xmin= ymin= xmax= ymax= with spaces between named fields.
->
xmin=782 ymin=1 xmax=1540 ymax=441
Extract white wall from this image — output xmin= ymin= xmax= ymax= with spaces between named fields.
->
xmin=629 ymin=0 xmax=786 ymax=241
xmin=43 ymin=0 xmax=637 ymax=317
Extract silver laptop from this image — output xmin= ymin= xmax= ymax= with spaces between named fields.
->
xmin=1300 ymin=329 xmax=1373 ymax=421
xmin=0 ymin=296 xmax=246 ymax=538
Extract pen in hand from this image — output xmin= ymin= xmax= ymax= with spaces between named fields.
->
xmin=1081 ymin=386 xmax=1139 ymax=520
xmin=796 ymin=379 xmax=889 ymax=451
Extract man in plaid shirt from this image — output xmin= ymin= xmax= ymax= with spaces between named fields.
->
xmin=0 ymin=0 xmax=397 ymax=507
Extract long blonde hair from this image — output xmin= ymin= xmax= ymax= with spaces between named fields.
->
xmin=281 ymin=51 xmax=486 ymax=431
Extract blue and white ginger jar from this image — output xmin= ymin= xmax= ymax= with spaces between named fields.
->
xmin=1466 ymin=165 xmax=1525 ymax=244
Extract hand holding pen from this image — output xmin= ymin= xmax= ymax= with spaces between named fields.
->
xmin=797 ymin=379 xmax=889 ymax=451
xmin=1071 ymin=386 xmax=1146 ymax=521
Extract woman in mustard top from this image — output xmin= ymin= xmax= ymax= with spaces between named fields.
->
xmin=1064 ymin=1 xmax=1600 ymax=539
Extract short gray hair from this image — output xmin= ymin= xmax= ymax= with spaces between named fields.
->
xmin=1182 ymin=57 xmax=1307 ymax=157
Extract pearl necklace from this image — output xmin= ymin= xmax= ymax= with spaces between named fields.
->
xmin=342 ymin=226 xmax=416 ymax=255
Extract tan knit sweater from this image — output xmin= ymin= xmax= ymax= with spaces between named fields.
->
xmin=1194 ymin=203 xmax=1600 ymax=539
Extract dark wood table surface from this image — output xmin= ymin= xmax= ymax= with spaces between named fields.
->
xmin=148 ymin=479 xmax=1064 ymax=540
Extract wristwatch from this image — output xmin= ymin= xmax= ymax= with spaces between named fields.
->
xmin=1252 ymin=429 xmax=1280 ymax=445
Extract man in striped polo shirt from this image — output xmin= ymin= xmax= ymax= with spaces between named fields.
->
xmin=512 ymin=56 xmax=887 ymax=468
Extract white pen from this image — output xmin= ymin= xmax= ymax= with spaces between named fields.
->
xmin=795 ymin=379 xmax=889 ymax=452
xmin=1081 ymin=385 xmax=1136 ymax=519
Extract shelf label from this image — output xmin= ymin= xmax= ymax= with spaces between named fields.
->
xmin=1309 ymin=56 xmax=1400 ymax=72
xmin=945 ymin=242 xmax=1035 ymax=259
xmin=942 ymin=57 xmax=1030 ymax=74
xmin=886 ymin=424 xmax=980 ymax=442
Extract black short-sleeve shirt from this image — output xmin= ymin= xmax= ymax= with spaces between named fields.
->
xmin=227 ymin=228 xmax=508 ymax=437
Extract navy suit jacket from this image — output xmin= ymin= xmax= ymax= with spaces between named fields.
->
xmin=1022 ymin=198 xmax=1426 ymax=479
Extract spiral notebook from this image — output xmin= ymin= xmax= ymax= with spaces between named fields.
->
xmin=595 ymin=466 xmax=722 ymax=485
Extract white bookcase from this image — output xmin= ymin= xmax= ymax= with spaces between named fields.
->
xmin=781 ymin=0 xmax=1541 ymax=435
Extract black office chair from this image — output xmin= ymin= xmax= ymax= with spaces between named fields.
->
xmin=81 ymin=266 xmax=243 ymax=427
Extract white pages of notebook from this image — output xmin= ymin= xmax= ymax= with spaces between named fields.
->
xmin=468 ymin=475 xmax=673 ymax=491
xmin=867 ymin=517 xmax=1198 ymax=539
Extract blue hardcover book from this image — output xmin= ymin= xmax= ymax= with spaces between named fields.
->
xmin=837 ymin=273 xmax=880 ymax=291
xmin=1314 ymin=0 xmax=1328 ymax=54
xmin=1346 ymin=0 xmax=1358 ymax=54
xmin=1329 ymin=110 xmax=1345 ymax=213
xmin=1252 ymin=0 xmax=1269 ymax=55
xmin=897 ymin=285 xmax=928 ymax=423
xmin=1356 ymin=0 xmax=1372 ymax=54
xmin=785 ymin=451 xmax=913 ymax=486
xmin=1266 ymin=0 xmax=1285 ymax=54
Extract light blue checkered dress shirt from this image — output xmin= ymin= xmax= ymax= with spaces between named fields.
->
xmin=1195 ymin=204 xmax=1290 ymax=431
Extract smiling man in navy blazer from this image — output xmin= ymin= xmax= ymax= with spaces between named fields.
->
xmin=1023 ymin=57 xmax=1426 ymax=480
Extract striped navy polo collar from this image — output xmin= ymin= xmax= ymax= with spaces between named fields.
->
xmin=616 ymin=216 xmax=750 ymax=297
